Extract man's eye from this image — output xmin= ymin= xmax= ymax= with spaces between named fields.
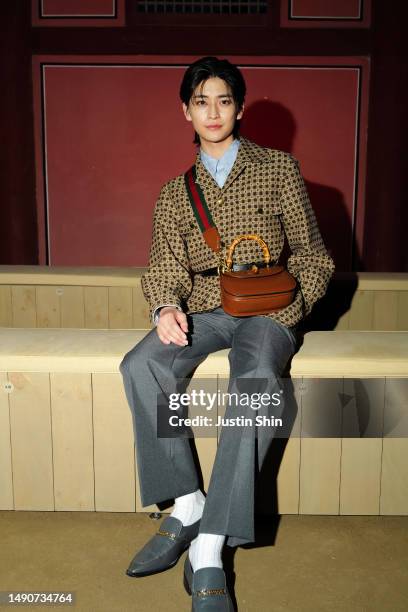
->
xmin=221 ymin=99 xmax=232 ymax=105
xmin=196 ymin=99 xmax=206 ymax=106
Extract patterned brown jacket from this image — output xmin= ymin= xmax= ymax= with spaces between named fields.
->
xmin=141 ymin=137 xmax=335 ymax=329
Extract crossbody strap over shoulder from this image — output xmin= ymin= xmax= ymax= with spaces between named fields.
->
xmin=184 ymin=166 xmax=222 ymax=254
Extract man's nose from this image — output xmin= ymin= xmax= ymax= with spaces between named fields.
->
xmin=208 ymin=102 xmax=220 ymax=118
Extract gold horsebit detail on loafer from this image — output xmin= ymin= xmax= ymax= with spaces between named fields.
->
xmin=196 ymin=588 xmax=227 ymax=597
xmin=156 ymin=529 xmax=177 ymax=540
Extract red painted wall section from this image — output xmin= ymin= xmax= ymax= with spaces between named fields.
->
xmin=292 ymin=0 xmax=361 ymax=18
xmin=33 ymin=56 xmax=369 ymax=271
xmin=281 ymin=0 xmax=371 ymax=28
xmin=240 ymin=66 xmax=362 ymax=270
xmin=42 ymin=0 xmax=115 ymax=15
xmin=31 ymin=0 xmax=124 ymax=26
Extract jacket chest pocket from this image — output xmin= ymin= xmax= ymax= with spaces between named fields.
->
xmin=251 ymin=200 xmax=282 ymax=218
xmin=233 ymin=200 xmax=282 ymax=235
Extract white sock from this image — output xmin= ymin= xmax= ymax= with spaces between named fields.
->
xmin=170 ymin=489 xmax=206 ymax=526
xmin=188 ymin=533 xmax=226 ymax=572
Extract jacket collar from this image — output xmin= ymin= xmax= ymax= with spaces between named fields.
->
xmin=194 ymin=137 xmax=270 ymax=192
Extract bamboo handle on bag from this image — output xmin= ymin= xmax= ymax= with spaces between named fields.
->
xmin=224 ymin=234 xmax=271 ymax=271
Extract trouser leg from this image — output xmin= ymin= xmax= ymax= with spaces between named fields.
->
xmin=198 ymin=316 xmax=297 ymax=547
xmin=119 ymin=311 xmax=233 ymax=507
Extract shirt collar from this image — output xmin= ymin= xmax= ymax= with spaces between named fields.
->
xmin=199 ymin=138 xmax=240 ymax=174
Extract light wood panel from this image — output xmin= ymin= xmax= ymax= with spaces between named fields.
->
xmin=339 ymin=378 xmax=384 ymax=514
xmin=0 ymin=285 xmax=12 ymax=326
xmin=299 ymin=378 xmax=342 ymax=514
xmin=380 ymin=439 xmax=408 ymax=515
xmin=84 ymin=286 xmax=109 ymax=328
xmin=380 ymin=378 xmax=408 ymax=514
xmin=92 ymin=373 xmax=136 ymax=512
xmin=11 ymin=286 xmax=36 ymax=327
xmin=36 ymin=285 xmax=60 ymax=327
xmin=1 ymin=278 xmax=408 ymax=331
xmin=1 ymin=369 xmax=407 ymax=515
xmin=8 ymin=371 xmax=54 ymax=510
xmin=132 ymin=284 xmax=151 ymax=328
xmin=349 ymin=290 xmax=374 ymax=329
xmin=299 ymin=438 xmax=342 ymax=514
xmin=397 ymin=291 xmax=408 ymax=331
xmin=60 ymin=286 xmax=85 ymax=328
xmin=340 ymin=439 xmax=382 ymax=514
xmin=0 ymin=372 xmax=13 ymax=509
xmin=50 ymin=372 xmax=95 ymax=510
xmin=108 ymin=287 xmax=133 ymax=329
xmin=373 ymin=290 xmax=399 ymax=331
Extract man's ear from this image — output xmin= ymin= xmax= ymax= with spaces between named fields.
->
xmin=236 ymin=102 xmax=245 ymax=121
xmin=182 ymin=102 xmax=192 ymax=122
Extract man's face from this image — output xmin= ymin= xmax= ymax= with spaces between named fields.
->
xmin=182 ymin=77 xmax=244 ymax=146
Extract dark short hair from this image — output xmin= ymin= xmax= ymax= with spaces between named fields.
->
xmin=179 ymin=56 xmax=246 ymax=145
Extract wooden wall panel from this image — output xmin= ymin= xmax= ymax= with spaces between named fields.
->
xmin=0 ymin=373 xmax=13 ymax=510
xmin=397 ymin=292 xmax=408 ymax=331
xmin=50 ymin=372 xmax=95 ymax=510
xmin=3 ymin=282 xmax=408 ymax=330
xmin=132 ymin=285 xmax=150 ymax=329
xmin=108 ymin=287 xmax=133 ymax=329
xmin=381 ymin=439 xmax=408 ymax=515
xmin=0 ymin=286 xmax=12 ymax=326
xmin=299 ymin=378 xmax=342 ymax=514
xmin=36 ymin=285 xmax=60 ymax=327
xmin=1 ymin=364 xmax=407 ymax=514
xmin=340 ymin=439 xmax=382 ymax=514
xmin=349 ymin=291 xmax=374 ymax=330
xmin=84 ymin=287 xmax=109 ymax=328
xmin=8 ymin=372 xmax=54 ymax=510
xmin=92 ymin=373 xmax=136 ymax=512
xmin=11 ymin=286 xmax=37 ymax=327
xmin=373 ymin=291 xmax=399 ymax=331
xmin=299 ymin=438 xmax=342 ymax=514
xmin=60 ymin=286 xmax=86 ymax=328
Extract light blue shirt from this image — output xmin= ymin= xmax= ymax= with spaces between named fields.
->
xmin=200 ymin=138 xmax=240 ymax=188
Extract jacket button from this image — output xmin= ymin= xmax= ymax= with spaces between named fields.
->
xmin=190 ymin=221 xmax=195 ymax=228
xmin=217 ymin=198 xmax=224 ymax=205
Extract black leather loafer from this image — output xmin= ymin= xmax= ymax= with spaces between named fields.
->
xmin=183 ymin=555 xmax=234 ymax=611
xmin=126 ymin=516 xmax=200 ymax=578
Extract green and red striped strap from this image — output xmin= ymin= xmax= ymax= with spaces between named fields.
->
xmin=184 ymin=166 xmax=216 ymax=233
xmin=184 ymin=165 xmax=222 ymax=255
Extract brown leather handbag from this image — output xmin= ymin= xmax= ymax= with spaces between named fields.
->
xmin=218 ymin=234 xmax=297 ymax=316
xmin=184 ymin=166 xmax=297 ymax=317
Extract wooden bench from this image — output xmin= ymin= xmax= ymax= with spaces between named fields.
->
xmin=1 ymin=266 xmax=408 ymax=331
xmin=1 ymin=328 xmax=407 ymax=516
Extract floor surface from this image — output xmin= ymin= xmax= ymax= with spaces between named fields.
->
xmin=1 ymin=512 xmax=407 ymax=612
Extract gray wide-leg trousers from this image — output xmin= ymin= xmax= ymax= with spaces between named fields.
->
xmin=119 ymin=306 xmax=297 ymax=548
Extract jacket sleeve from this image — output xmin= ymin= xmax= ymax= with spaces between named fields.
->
xmin=141 ymin=184 xmax=193 ymax=325
xmin=277 ymin=155 xmax=335 ymax=323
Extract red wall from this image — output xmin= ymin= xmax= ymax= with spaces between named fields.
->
xmin=33 ymin=56 xmax=369 ymax=271
xmin=1 ymin=1 xmax=407 ymax=271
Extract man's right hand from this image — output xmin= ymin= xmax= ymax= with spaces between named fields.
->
xmin=156 ymin=307 xmax=189 ymax=346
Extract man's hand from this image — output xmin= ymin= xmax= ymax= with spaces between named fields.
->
xmin=157 ymin=307 xmax=189 ymax=346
